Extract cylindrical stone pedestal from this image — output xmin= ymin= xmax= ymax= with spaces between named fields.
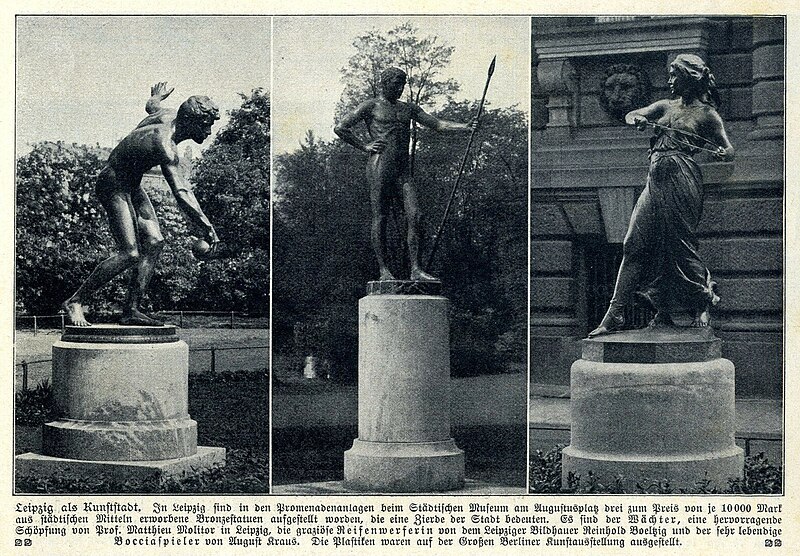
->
xmin=344 ymin=284 xmax=464 ymax=492
xmin=562 ymin=328 xmax=743 ymax=490
xmin=16 ymin=325 xmax=225 ymax=483
xmin=44 ymin=325 xmax=196 ymax=460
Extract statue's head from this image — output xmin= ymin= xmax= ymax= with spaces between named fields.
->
xmin=669 ymin=54 xmax=720 ymax=106
xmin=599 ymin=63 xmax=651 ymax=121
xmin=379 ymin=67 xmax=406 ymax=101
xmin=177 ymin=95 xmax=220 ymax=144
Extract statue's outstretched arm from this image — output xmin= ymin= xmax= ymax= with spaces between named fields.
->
xmin=161 ymin=157 xmax=217 ymax=244
xmin=413 ymin=105 xmax=475 ymax=132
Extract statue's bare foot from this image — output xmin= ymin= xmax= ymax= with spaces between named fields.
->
xmin=588 ymin=309 xmax=623 ymax=338
xmin=378 ymin=268 xmax=396 ymax=281
xmin=690 ymin=307 xmax=711 ymax=328
xmin=648 ymin=311 xmax=674 ymax=329
xmin=63 ymin=300 xmax=91 ymax=327
xmin=120 ymin=308 xmax=164 ymax=327
xmin=410 ymin=267 xmax=438 ymax=282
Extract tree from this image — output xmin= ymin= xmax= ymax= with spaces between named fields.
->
xmin=190 ymin=88 xmax=270 ymax=314
xmin=273 ymin=133 xmax=371 ymax=378
xmin=273 ymin=104 xmax=528 ymax=380
xmin=16 ymin=143 xmax=111 ymax=314
xmin=15 ymin=143 xmax=195 ymax=315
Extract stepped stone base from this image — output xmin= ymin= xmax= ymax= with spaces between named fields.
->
xmin=344 ymin=439 xmax=464 ymax=492
xmin=17 ymin=325 xmax=225 ymax=487
xmin=345 ymin=289 xmax=464 ymax=492
xmin=16 ymin=446 xmax=225 ymax=484
xmin=562 ymin=327 xmax=744 ymax=490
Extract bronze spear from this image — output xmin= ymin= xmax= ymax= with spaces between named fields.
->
xmin=425 ymin=55 xmax=496 ymax=271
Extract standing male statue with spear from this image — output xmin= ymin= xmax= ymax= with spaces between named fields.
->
xmin=335 ymin=61 xmax=494 ymax=282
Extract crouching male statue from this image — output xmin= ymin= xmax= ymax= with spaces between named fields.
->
xmin=64 ymin=83 xmax=222 ymax=326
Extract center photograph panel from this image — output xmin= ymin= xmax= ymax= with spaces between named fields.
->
xmin=271 ymin=15 xmax=530 ymax=494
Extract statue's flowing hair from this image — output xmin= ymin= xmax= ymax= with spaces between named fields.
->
xmin=670 ymin=54 xmax=721 ymax=108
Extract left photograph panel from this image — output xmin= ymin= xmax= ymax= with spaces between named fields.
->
xmin=14 ymin=15 xmax=271 ymax=493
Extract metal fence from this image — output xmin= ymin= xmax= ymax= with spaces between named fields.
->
xmin=15 ymin=311 xmax=261 ymax=334
xmin=16 ymin=344 xmax=269 ymax=391
xmin=16 ymin=314 xmax=67 ymax=335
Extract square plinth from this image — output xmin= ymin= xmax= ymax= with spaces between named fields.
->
xmin=15 ymin=446 xmax=225 ymax=487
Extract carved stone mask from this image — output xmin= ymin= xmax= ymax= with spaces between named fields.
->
xmin=599 ymin=64 xmax=651 ymax=121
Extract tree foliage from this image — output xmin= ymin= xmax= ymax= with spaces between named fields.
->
xmin=191 ymin=88 xmax=271 ymax=314
xmin=338 ymin=23 xmax=460 ymax=116
xmin=16 ymin=89 xmax=271 ymax=317
xmin=16 ymin=143 xmax=112 ymax=314
xmin=274 ymin=101 xmax=528 ymax=381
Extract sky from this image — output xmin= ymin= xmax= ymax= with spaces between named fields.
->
xmin=273 ymin=16 xmax=529 ymax=155
xmin=15 ymin=16 xmax=271 ymax=154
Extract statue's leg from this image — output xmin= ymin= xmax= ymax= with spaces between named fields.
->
xmin=122 ymin=184 xmax=164 ymax=326
xmin=367 ymin=156 xmax=395 ymax=281
xmin=403 ymin=179 xmax=437 ymax=282
xmin=588 ymin=255 xmax=642 ymax=337
xmin=63 ymin=185 xmax=140 ymax=326
xmin=589 ymin=193 xmax=651 ymax=337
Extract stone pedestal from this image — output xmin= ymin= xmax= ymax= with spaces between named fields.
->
xmin=344 ymin=282 xmax=464 ymax=492
xmin=562 ymin=327 xmax=743 ymax=490
xmin=16 ymin=325 xmax=225 ymax=483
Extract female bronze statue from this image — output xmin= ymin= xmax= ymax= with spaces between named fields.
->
xmin=590 ymin=54 xmax=734 ymax=337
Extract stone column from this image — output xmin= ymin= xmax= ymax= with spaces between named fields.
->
xmin=749 ymin=17 xmax=784 ymax=140
xmin=344 ymin=281 xmax=464 ymax=492
xmin=538 ymin=59 xmax=577 ymax=134
xmin=562 ymin=328 xmax=743 ymax=490
xmin=16 ymin=325 xmax=225 ymax=482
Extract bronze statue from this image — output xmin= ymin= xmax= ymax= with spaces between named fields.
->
xmin=334 ymin=67 xmax=476 ymax=281
xmin=590 ymin=54 xmax=735 ymax=337
xmin=63 ymin=83 xmax=221 ymax=327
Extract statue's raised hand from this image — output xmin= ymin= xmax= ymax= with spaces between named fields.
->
xmin=150 ymin=82 xmax=174 ymax=101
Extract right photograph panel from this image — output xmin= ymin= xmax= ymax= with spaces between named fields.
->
xmin=530 ymin=16 xmax=784 ymax=493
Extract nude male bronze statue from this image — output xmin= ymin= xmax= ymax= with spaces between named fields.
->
xmin=334 ymin=67 xmax=475 ymax=282
xmin=64 ymin=83 xmax=222 ymax=326
xmin=590 ymin=55 xmax=735 ymax=337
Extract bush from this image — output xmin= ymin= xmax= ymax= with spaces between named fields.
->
xmin=15 ymin=379 xmax=54 ymax=426
xmin=16 ymin=448 xmax=267 ymax=494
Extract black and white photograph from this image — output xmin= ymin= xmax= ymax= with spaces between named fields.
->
xmin=529 ymin=16 xmax=784 ymax=494
xmin=271 ymin=16 xmax=529 ymax=493
xmin=2 ymin=4 xmax=798 ymax=556
xmin=13 ymin=15 xmax=271 ymax=493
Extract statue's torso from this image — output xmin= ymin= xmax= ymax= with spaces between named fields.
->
xmin=365 ymin=99 xmax=413 ymax=164
xmin=106 ymin=122 xmax=177 ymax=179
xmin=652 ymin=100 xmax=714 ymax=154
